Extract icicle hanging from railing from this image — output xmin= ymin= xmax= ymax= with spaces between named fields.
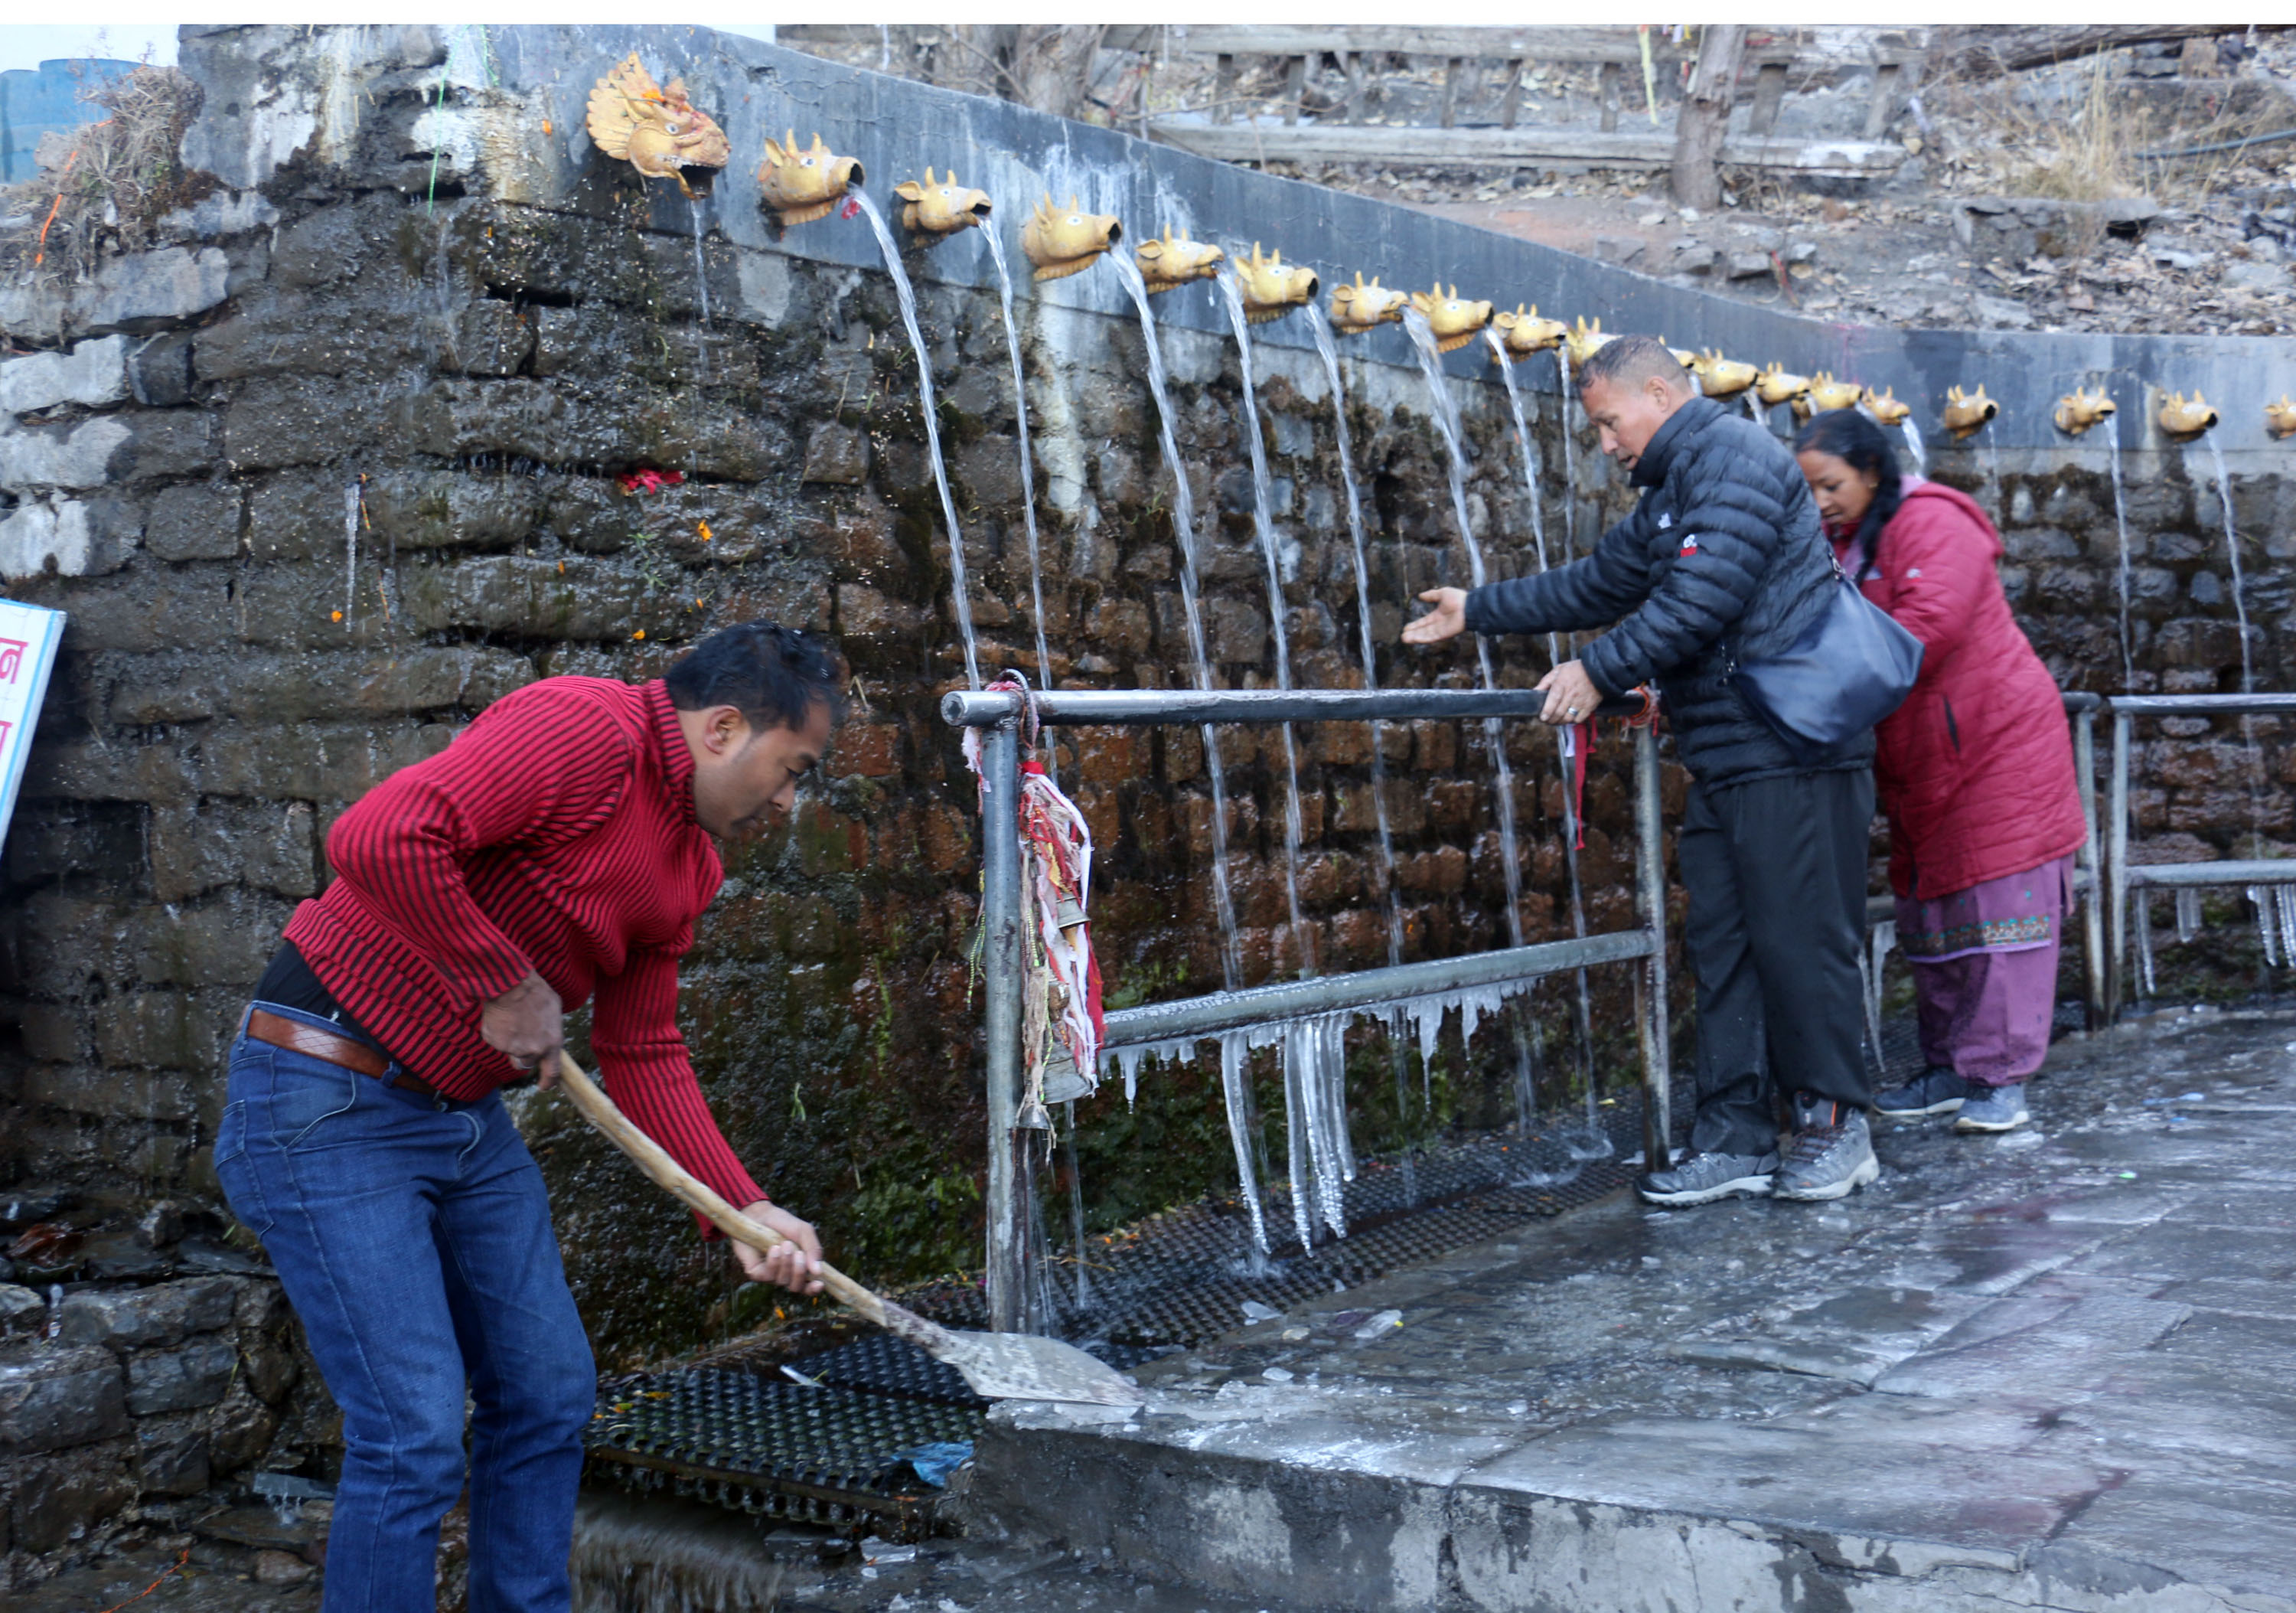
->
xmin=2252 ymin=886 xmax=2281 ymax=968
xmin=2175 ymin=887 xmax=2203 ymax=945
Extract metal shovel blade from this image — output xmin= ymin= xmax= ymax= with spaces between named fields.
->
xmin=938 ymin=1330 xmax=1146 ymax=1407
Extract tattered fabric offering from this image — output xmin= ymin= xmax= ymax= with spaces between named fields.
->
xmin=963 ymin=678 xmax=1105 ymax=1130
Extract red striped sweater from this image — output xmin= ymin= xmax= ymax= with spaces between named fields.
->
xmin=284 ymin=676 xmax=762 ymax=1216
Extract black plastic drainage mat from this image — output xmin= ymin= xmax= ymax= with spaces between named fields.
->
xmin=582 ymin=1370 xmax=982 ymax=1536
xmin=585 ymin=1013 xmax=1975 ymax=1530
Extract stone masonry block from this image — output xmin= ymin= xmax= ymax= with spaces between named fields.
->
xmin=23 ymin=1065 xmax=199 ymax=1124
xmin=401 ymin=556 xmax=647 ymax=640
xmin=0 ymin=497 xmax=134 ymax=581
xmin=126 ymin=1334 xmax=237 ymax=1415
xmin=93 ymin=990 xmax=233 ymax=1073
xmin=363 ymin=471 xmax=542 ymax=551
xmin=57 ymin=1278 xmax=237 ymax=1351
xmin=222 ymin=647 xmax=535 ymax=725
xmin=802 ymin=423 xmax=869 ymax=485
xmin=0 ymin=415 xmax=132 ymax=489
xmin=77 ymin=247 xmax=231 ymax=332
xmin=224 ymin=378 xmax=387 ymax=472
xmin=129 ymin=896 xmax=285 ymax=989
xmin=0 ymin=1344 xmax=129 ymax=1453
xmin=0 ymin=335 xmax=132 ymax=416
xmin=152 ymin=799 xmax=318 ymax=901
xmin=8 ymin=1438 xmax=135 ymax=1552
xmin=145 ymin=482 xmax=245 ymax=563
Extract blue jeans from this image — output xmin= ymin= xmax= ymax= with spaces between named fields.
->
xmin=215 ymin=1003 xmax=595 ymax=1613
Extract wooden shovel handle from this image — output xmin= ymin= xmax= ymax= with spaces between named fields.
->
xmin=546 ymin=1051 xmax=905 ymax=1332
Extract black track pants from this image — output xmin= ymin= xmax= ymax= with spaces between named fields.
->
xmin=1675 ymin=767 xmax=1875 ymax=1157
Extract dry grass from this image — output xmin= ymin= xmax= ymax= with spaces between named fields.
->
xmin=0 ymin=64 xmax=205 ymax=284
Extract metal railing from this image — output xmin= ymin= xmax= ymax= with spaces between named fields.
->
xmin=942 ymin=684 xmax=1671 ymax=1331
xmin=2106 ymin=693 xmax=2296 ymax=1017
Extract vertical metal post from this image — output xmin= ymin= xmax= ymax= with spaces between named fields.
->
xmin=1632 ymin=725 xmax=1672 ymax=1172
xmin=980 ymin=720 xmax=1028 ymax=1333
xmin=2074 ymin=707 xmax=2108 ymax=1029
xmin=2105 ymin=710 xmax=2132 ymax=1022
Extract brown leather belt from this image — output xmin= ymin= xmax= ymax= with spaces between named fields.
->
xmin=246 ymin=1010 xmax=451 ymax=1102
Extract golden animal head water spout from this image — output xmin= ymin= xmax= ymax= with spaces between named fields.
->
xmin=1754 ymin=362 xmax=1810 ymax=408
xmin=1022 ymin=194 xmax=1122 ymax=282
xmin=1134 ymin=227 xmax=1224 ymax=293
xmin=1331 ymin=273 xmax=1411 ymax=335
xmin=1805 ymin=373 xmax=1864 ymax=417
xmin=2053 ymin=388 xmax=2116 ymax=436
xmin=892 ymin=168 xmax=992 ymax=236
xmin=1691 ymin=350 xmax=1757 ymax=398
xmin=1864 ymin=387 xmax=1911 ymax=427
xmin=1492 ymin=304 xmax=1567 ymax=359
xmin=2268 ymin=397 xmax=2296 ymax=440
xmin=2157 ymin=390 xmax=2218 ymax=437
xmin=1407 ymin=285 xmax=1495 ymax=354
xmin=585 ymin=54 xmax=732 ymax=199
xmin=1563 ymin=317 xmax=1613 ymax=371
xmin=1234 ymin=243 xmax=1319 ymax=322
xmin=756 ymin=130 xmax=863 ymax=227
xmin=1942 ymin=384 xmax=1999 ymax=439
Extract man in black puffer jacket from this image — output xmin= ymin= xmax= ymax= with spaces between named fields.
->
xmin=1405 ymin=335 xmax=1878 ymax=1206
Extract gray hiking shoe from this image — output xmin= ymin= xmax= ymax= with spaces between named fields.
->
xmin=1636 ymin=1149 xmax=1778 ymax=1207
xmin=1773 ymin=1102 xmax=1880 ymax=1202
xmin=1954 ymin=1083 xmax=2030 ymax=1133
xmin=1875 ymin=1066 xmax=1968 ymax=1118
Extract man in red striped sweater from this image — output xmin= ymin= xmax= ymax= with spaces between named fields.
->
xmin=214 ymin=622 xmax=841 ymax=1613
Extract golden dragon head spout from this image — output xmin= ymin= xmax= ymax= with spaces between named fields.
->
xmin=1690 ymin=349 xmax=1757 ymax=397
xmin=892 ymin=167 xmax=992 ymax=237
xmin=755 ymin=130 xmax=863 ymax=227
xmin=1134 ymin=227 xmax=1224 ymax=294
xmin=2053 ymin=388 xmax=2116 ymax=436
xmin=2268 ymin=396 xmax=2296 ymax=440
xmin=1805 ymin=372 xmax=1865 ymax=417
xmin=1492 ymin=303 xmax=1567 ymax=359
xmin=1330 ymin=273 xmax=1411 ymax=335
xmin=1754 ymin=362 xmax=1812 ymax=408
xmin=1943 ymin=384 xmax=2000 ymax=439
xmin=2156 ymin=390 xmax=2218 ymax=437
xmin=585 ymin=54 xmax=732 ymax=199
xmin=1864 ymin=386 xmax=1912 ymax=426
xmin=1235 ymin=243 xmax=1319 ymax=322
xmin=1562 ymin=316 xmax=1613 ymax=371
xmin=1411 ymin=283 xmax=1494 ymax=353
xmin=1022 ymin=194 xmax=1122 ymax=282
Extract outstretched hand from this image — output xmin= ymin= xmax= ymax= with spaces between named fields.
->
xmin=1402 ymin=588 xmax=1468 ymax=645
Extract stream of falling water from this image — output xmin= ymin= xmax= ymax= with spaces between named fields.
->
xmin=1305 ymin=305 xmax=1417 ymax=1203
xmin=1304 ymin=307 xmax=1402 ymax=971
xmin=1109 ymin=253 xmax=1264 ymax=1249
xmin=1485 ymin=331 xmax=1598 ymax=1116
xmin=2205 ymin=435 xmax=2266 ymax=854
xmin=1403 ymin=310 xmax=1545 ymax=1139
xmin=1896 ymin=416 xmax=1927 ymax=479
xmin=685 ymin=198 xmax=711 ymax=327
xmin=2108 ymin=426 xmax=2134 ymax=683
xmin=1218 ymin=270 xmax=1338 ymax=1253
xmin=978 ymin=227 xmax=1053 ymax=700
xmin=853 ymin=191 xmax=980 ymax=688
xmin=1215 ymin=270 xmax=1315 ymax=980
xmin=1555 ymin=347 xmax=1578 ymax=556
xmin=1980 ymin=425 xmax=2004 ymax=529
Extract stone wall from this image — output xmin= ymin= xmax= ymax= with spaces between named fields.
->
xmin=0 ymin=26 xmax=2290 ymax=1579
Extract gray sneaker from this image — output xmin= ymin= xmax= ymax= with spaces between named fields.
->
xmin=1954 ymin=1083 xmax=2030 ymax=1133
xmin=1636 ymin=1149 xmax=1778 ymax=1206
xmin=1875 ymin=1066 xmax=1968 ymax=1118
xmin=1773 ymin=1104 xmax=1880 ymax=1201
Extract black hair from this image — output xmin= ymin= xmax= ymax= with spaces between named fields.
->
xmin=1574 ymin=334 xmax=1691 ymax=395
xmin=664 ymin=622 xmax=845 ymax=733
xmin=1793 ymin=407 xmax=1904 ymax=576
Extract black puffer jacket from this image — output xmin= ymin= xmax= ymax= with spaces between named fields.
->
xmin=1465 ymin=395 xmax=1874 ymax=789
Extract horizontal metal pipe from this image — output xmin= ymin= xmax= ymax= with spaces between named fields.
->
xmin=2060 ymin=691 xmax=2105 ymax=713
xmin=2125 ymin=860 xmax=2296 ymax=888
xmin=944 ymin=686 xmax=1646 ymax=728
xmin=1100 ymin=929 xmax=1655 ymax=1049
xmin=2106 ymin=694 xmax=2296 ymax=717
